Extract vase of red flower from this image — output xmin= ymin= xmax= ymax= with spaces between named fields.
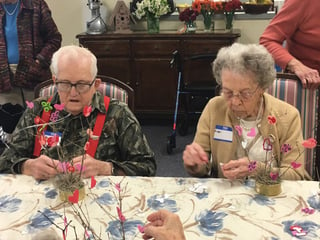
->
xmin=223 ymin=0 xmax=242 ymax=30
xmin=179 ymin=7 xmax=199 ymax=33
xmin=186 ymin=20 xmax=197 ymax=33
xmin=203 ymin=13 xmax=213 ymax=31
xmin=225 ymin=12 xmax=234 ymax=30
xmin=192 ymin=0 xmax=223 ymax=32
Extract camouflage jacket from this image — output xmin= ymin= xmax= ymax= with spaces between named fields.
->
xmin=0 ymin=92 xmax=156 ymax=176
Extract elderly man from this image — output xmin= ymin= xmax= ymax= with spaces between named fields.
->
xmin=0 ymin=45 xmax=156 ymax=179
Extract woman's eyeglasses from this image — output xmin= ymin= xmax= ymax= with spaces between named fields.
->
xmin=221 ymin=85 xmax=259 ymax=102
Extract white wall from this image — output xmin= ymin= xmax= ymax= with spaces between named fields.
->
xmin=46 ymin=0 xmax=271 ymax=46
xmin=233 ymin=19 xmax=270 ymax=44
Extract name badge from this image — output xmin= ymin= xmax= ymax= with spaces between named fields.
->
xmin=213 ymin=125 xmax=233 ymax=142
xmin=44 ymin=131 xmax=62 ymax=146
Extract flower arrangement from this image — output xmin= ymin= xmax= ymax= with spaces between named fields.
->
xmin=179 ymin=7 xmax=199 ymax=23
xmin=25 ymin=99 xmax=96 ymax=202
xmin=134 ymin=0 xmax=170 ymax=19
xmin=192 ymin=0 xmax=223 ymax=16
xmin=235 ymin=114 xmax=317 ymax=187
xmin=222 ymin=0 xmax=241 ymax=29
xmin=223 ymin=0 xmax=242 ymax=13
xmin=192 ymin=0 xmax=223 ymax=31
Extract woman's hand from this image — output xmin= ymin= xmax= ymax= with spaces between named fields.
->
xmin=183 ymin=142 xmax=209 ymax=176
xmin=221 ymin=157 xmax=251 ymax=180
xmin=287 ymin=58 xmax=320 ymax=89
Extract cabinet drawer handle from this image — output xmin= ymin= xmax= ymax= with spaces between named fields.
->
xmin=104 ymin=47 xmax=111 ymax=52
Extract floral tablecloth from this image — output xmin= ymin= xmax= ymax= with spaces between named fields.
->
xmin=0 ymin=174 xmax=319 ymax=240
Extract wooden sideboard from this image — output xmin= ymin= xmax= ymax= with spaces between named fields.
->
xmin=76 ymin=30 xmax=241 ymax=119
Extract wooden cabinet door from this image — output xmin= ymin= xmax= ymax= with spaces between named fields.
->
xmin=132 ymin=39 xmax=180 ymax=115
xmin=78 ymin=38 xmax=132 ymax=86
xmin=96 ymin=59 xmax=131 ymax=86
xmin=181 ymin=39 xmax=233 ymax=87
xmin=133 ymin=59 xmax=177 ymax=114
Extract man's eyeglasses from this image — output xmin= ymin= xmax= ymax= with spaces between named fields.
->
xmin=221 ymin=85 xmax=259 ymax=102
xmin=55 ymin=79 xmax=96 ymax=93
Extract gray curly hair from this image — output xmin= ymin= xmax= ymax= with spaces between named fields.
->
xmin=212 ymin=43 xmax=276 ymax=89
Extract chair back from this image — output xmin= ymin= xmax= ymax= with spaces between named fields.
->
xmin=267 ymin=72 xmax=318 ymax=178
xmin=34 ymin=75 xmax=134 ymax=111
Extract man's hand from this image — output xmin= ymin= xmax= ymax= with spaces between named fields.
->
xmin=143 ymin=209 xmax=186 ymax=240
xmin=183 ymin=142 xmax=209 ymax=176
xmin=22 ymin=155 xmax=60 ymax=180
xmin=72 ymin=154 xmax=113 ymax=178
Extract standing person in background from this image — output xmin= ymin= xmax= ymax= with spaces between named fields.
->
xmin=259 ymin=0 xmax=320 ymax=89
xmin=0 ymin=0 xmax=62 ymax=105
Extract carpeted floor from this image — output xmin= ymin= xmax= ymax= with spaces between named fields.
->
xmin=141 ymin=121 xmax=196 ymax=177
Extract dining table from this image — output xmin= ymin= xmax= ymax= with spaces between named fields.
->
xmin=0 ymin=174 xmax=319 ymax=240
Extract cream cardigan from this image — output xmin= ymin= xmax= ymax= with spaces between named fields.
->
xmin=194 ymin=93 xmax=312 ymax=180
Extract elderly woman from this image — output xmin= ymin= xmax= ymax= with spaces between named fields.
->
xmin=183 ymin=43 xmax=311 ymax=180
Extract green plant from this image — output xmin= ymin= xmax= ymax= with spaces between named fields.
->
xmin=134 ymin=0 xmax=170 ymax=19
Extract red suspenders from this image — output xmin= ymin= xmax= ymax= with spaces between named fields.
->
xmin=86 ymin=96 xmax=110 ymax=157
xmin=33 ymin=96 xmax=110 ymax=158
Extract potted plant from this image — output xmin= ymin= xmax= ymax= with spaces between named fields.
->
xmin=192 ymin=0 xmax=223 ymax=32
xmin=133 ymin=0 xmax=170 ymax=33
xmin=25 ymin=100 xmax=96 ymax=202
xmin=223 ymin=0 xmax=242 ymax=30
xmin=236 ymin=115 xmax=317 ymax=196
xmin=178 ymin=7 xmax=199 ymax=33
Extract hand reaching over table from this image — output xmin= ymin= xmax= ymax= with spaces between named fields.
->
xmin=143 ymin=209 xmax=186 ymax=240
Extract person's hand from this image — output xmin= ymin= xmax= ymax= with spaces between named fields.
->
xmin=183 ymin=142 xmax=209 ymax=176
xmin=143 ymin=209 xmax=186 ymax=240
xmin=22 ymin=155 xmax=60 ymax=180
xmin=221 ymin=157 xmax=251 ymax=180
xmin=72 ymin=154 xmax=113 ymax=178
xmin=287 ymin=58 xmax=320 ymax=89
